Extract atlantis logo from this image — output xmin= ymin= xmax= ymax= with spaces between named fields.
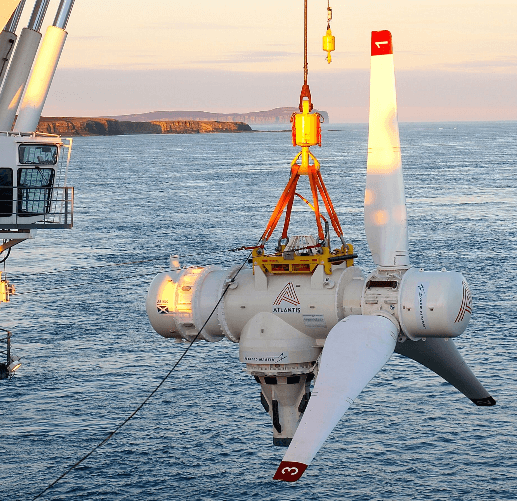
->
xmin=273 ymin=282 xmax=301 ymax=313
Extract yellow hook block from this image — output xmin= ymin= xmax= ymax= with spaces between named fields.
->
xmin=323 ymin=28 xmax=335 ymax=64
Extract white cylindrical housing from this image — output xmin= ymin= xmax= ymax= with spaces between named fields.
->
xmin=146 ymin=266 xmax=230 ymax=342
xmin=0 ymin=27 xmax=41 ymax=131
xmin=146 ymin=264 xmax=365 ymax=343
xmin=398 ymin=267 xmax=472 ymax=339
xmin=13 ymin=25 xmax=66 ymax=133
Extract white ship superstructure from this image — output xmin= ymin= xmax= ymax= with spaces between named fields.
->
xmin=0 ymin=0 xmax=75 ymax=379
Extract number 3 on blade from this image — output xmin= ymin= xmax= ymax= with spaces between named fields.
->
xmin=375 ymin=41 xmax=388 ymax=48
xmin=281 ymin=466 xmax=299 ymax=476
xmin=273 ymin=461 xmax=307 ymax=481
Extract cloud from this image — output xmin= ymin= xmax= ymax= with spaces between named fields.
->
xmin=394 ymin=69 xmax=517 ymax=107
xmin=197 ymin=50 xmax=297 ymax=65
xmin=442 ymin=57 xmax=517 ymax=71
xmin=152 ymin=21 xmax=244 ymax=31
xmin=67 ymin=35 xmax=105 ymax=41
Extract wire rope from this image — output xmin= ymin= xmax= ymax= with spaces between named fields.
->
xmin=30 ymin=249 xmax=253 ymax=500
xmin=14 ymin=270 xmax=161 ymax=295
xmin=5 ymin=250 xmax=233 ymax=280
xmin=304 ymin=0 xmax=308 ymax=85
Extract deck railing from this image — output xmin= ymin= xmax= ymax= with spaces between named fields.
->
xmin=0 ymin=186 xmax=74 ymax=229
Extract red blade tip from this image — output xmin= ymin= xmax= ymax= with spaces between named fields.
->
xmin=273 ymin=461 xmax=308 ymax=482
xmin=371 ymin=30 xmax=393 ymax=56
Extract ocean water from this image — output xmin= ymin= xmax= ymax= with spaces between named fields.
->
xmin=0 ymin=121 xmax=516 ymax=500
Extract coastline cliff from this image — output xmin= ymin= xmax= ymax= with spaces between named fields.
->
xmin=36 ymin=117 xmax=252 ymax=136
xmin=108 ymin=107 xmax=330 ymax=124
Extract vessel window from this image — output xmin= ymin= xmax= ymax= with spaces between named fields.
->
xmin=18 ymin=144 xmax=58 ymax=165
xmin=0 ymin=168 xmax=13 ymax=217
xmin=17 ymin=168 xmax=55 ymax=216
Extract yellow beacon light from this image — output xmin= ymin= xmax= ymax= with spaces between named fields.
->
xmin=294 ymin=100 xmax=320 ymax=148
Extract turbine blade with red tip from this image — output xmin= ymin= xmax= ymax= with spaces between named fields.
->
xmin=273 ymin=315 xmax=398 ymax=482
xmin=365 ymin=30 xmax=409 ymax=267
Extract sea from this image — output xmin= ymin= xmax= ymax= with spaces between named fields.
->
xmin=0 ymin=121 xmax=516 ymax=500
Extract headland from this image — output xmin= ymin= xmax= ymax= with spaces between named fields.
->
xmin=108 ymin=107 xmax=330 ymax=124
xmin=36 ymin=117 xmax=252 ymax=136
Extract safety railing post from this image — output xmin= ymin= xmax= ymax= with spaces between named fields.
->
xmin=64 ymin=187 xmax=68 ymax=225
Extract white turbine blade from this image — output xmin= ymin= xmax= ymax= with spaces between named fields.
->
xmin=365 ymin=30 xmax=409 ymax=268
xmin=273 ymin=315 xmax=398 ymax=482
xmin=395 ymin=337 xmax=496 ymax=406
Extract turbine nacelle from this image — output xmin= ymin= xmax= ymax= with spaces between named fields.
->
xmin=147 ymin=263 xmax=472 ymax=345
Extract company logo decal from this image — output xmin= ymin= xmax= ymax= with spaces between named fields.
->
xmin=455 ymin=281 xmax=472 ymax=323
xmin=416 ymin=282 xmax=429 ymax=329
xmin=157 ymin=303 xmax=169 ymax=314
xmin=243 ymin=352 xmax=288 ymax=363
xmin=273 ymin=282 xmax=301 ymax=313
xmin=303 ymin=314 xmax=327 ymax=328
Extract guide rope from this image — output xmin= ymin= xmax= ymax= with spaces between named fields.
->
xmin=31 ymin=249 xmax=253 ymax=500
xmin=15 ymin=271 xmax=160 ymax=295
xmin=10 ymin=245 xmax=264 ymax=295
xmin=14 ymin=256 xmax=166 ymax=277
xmin=6 ymin=251 xmax=232 ymax=280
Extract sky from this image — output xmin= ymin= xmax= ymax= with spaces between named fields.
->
xmin=10 ymin=0 xmax=517 ymax=122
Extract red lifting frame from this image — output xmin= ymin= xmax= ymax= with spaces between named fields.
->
xmin=260 ymin=164 xmax=345 ymax=246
